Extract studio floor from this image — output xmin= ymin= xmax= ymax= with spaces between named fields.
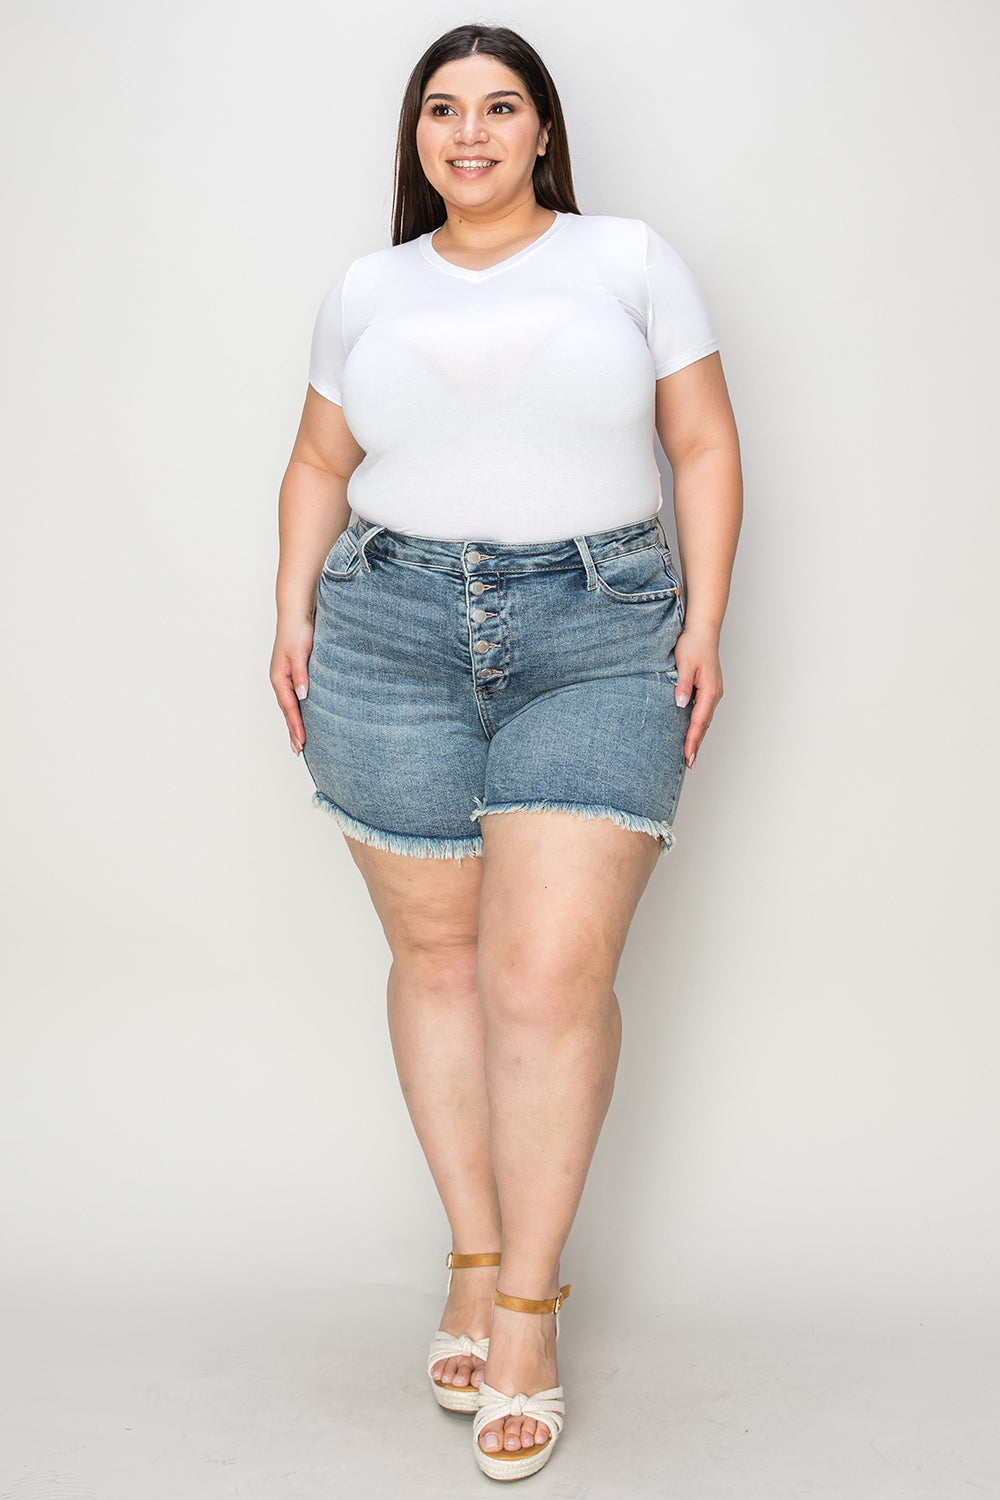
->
xmin=1 ymin=1282 xmax=995 ymax=1500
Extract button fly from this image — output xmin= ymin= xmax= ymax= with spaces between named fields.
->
xmin=472 ymin=609 xmax=488 ymax=622
xmin=474 ymin=640 xmax=493 ymax=654
xmin=466 ymin=550 xmax=481 ymax=564
xmin=470 ymin=581 xmax=486 ymax=595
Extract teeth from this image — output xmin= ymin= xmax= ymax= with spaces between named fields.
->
xmin=451 ymin=160 xmax=497 ymax=168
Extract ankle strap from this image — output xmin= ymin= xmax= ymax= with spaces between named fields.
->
xmin=493 ymin=1284 xmax=571 ymax=1315
xmin=446 ymin=1251 xmax=502 ymax=1269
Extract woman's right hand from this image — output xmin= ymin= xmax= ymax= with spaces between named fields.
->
xmin=270 ymin=613 xmax=315 ymax=755
xmin=272 ymin=386 xmax=365 ymax=755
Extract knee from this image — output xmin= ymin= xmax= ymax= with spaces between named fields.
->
xmin=477 ymin=944 xmax=614 ymax=1032
xmin=391 ymin=931 xmax=479 ymax=1005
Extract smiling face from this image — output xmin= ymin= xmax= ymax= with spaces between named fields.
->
xmin=415 ymin=52 xmax=550 ymax=215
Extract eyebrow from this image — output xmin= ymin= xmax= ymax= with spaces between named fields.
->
xmin=423 ymin=90 xmax=525 ymax=103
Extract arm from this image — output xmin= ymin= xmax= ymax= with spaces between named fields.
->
xmin=654 ymin=350 xmax=743 ymax=769
xmin=269 ymin=385 xmax=366 ymax=754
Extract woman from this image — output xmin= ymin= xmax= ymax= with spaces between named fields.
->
xmin=269 ymin=23 xmax=742 ymax=1483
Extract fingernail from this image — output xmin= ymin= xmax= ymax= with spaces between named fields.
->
xmin=291 ymin=740 xmax=301 ymax=755
xmin=675 ymin=692 xmax=690 ymax=708
xmin=295 ymin=684 xmax=308 ymax=700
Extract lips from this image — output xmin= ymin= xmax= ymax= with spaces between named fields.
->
xmin=448 ymin=159 xmax=499 ymax=173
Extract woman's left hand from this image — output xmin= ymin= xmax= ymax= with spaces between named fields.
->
xmin=673 ymin=624 xmax=724 ymax=771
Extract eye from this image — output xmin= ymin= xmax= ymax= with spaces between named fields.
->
xmin=489 ymin=102 xmax=514 ymax=113
xmin=428 ymin=103 xmax=455 ymax=116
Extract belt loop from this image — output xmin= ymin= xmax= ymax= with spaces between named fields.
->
xmin=355 ymin=523 xmax=385 ymax=572
xmin=652 ymin=514 xmax=668 ymax=550
xmin=573 ymin=534 xmax=598 ymax=591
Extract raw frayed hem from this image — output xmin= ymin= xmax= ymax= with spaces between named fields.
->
xmin=470 ymin=797 xmax=676 ymax=854
xmin=312 ymin=792 xmax=483 ymax=862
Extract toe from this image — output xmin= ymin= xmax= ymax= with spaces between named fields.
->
xmin=478 ymin=1419 xmax=503 ymax=1454
xmin=504 ymin=1417 xmax=523 ymax=1452
xmin=452 ymin=1358 xmax=473 ymax=1387
xmin=520 ymin=1418 xmax=537 ymax=1449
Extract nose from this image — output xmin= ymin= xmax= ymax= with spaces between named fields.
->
xmin=454 ymin=110 xmax=489 ymax=145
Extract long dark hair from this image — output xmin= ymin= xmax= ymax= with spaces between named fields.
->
xmin=391 ymin=24 xmax=580 ymax=245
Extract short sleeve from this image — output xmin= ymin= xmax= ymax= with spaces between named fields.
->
xmin=307 ymin=266 xmax=350 ymax=405
xmin=643 ymin=223 xmax=719 ymax=379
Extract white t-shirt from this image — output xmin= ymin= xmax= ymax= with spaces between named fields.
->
xmin=308 ymin=211 xmax=719 ymax=543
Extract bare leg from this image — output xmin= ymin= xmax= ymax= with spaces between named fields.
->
xmin=343 ymin=839 xmax=498 ymax=1390
xmin=474 ymin=809 xmax=660 ymax=1455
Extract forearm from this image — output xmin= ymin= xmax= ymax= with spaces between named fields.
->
xmin=671 ymin=444 xmax=743 ymax=638
xmin=276 ymin=459 xmax=353 ymax=621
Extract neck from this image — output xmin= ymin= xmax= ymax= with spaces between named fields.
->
xmin=434 ymin=195 xmax=554 ymax=252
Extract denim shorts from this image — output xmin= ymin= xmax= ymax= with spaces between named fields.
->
xmin=300 ymin=513 xmax=692 ymax=862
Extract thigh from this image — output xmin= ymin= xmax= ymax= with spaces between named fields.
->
xmin=476 ymin=808 xmax=660 ymax=995
xmin=345 ymin=836 xmax=483 ymax=959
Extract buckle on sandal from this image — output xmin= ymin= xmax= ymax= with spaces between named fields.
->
xmin=553 ymin=1283 xmax=572 ymax=1313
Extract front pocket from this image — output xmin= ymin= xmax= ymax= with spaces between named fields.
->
xmin=320 ymin=528 xmax=362 ymax=581
xmin=592 ymin=543 xmax=683 ymax=603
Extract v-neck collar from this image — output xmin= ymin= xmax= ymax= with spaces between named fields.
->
xmin=418 ymin=212 xmax=567 ymax=283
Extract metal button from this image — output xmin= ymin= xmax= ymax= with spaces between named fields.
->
xmin=472 ymin=609 xmax=488 ymax=622
xmin=470 ymin=581 xmax=486 ymax=595
xmin=466 ymin=549 xmax=481 ymax=564
xmin=474 ymin=640 xmax=491 ymax=654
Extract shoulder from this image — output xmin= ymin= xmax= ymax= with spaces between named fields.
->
xmin=350 ymin=238 xmax=421 ymax=272
xmin=318 ymin=237 xmax=422 ymax=302
xmin=560 ymin=211 xmax=649 ymax=255
xmin=559 ymin=213 xmax=686 ymax=285
xmin=565 ymin=212 xmax=695 ymax=262
xmin=557 ymin=214 xmax=666 ymax=312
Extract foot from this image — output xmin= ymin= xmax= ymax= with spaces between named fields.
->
xmin=430 ymin=1263 xmax=497 ymax=1390
xmin=476 ymin=1299 xmax=559 ymax=1454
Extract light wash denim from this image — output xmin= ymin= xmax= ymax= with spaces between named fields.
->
xmin=300 ymin=514 xmax=691 ymax=861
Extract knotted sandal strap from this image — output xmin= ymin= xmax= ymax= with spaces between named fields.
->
xmin=427 ymin=1329 xmax=490 ymax=1379
xmin=474 ymin=1382 xmax=566 ymax=1441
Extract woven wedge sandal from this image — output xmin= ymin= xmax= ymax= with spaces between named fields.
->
xmin=472 ymin=1283 xmax=571 ymax=1481
xmin=427 ymin=1251 xmax=502 ymax=1413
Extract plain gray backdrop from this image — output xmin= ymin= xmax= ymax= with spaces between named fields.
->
xmin=1 ymin=1 xmax=998 ymax=1494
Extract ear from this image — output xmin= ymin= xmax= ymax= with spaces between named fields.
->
xmin=538 ymin=125 xmax=551 ymax=157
